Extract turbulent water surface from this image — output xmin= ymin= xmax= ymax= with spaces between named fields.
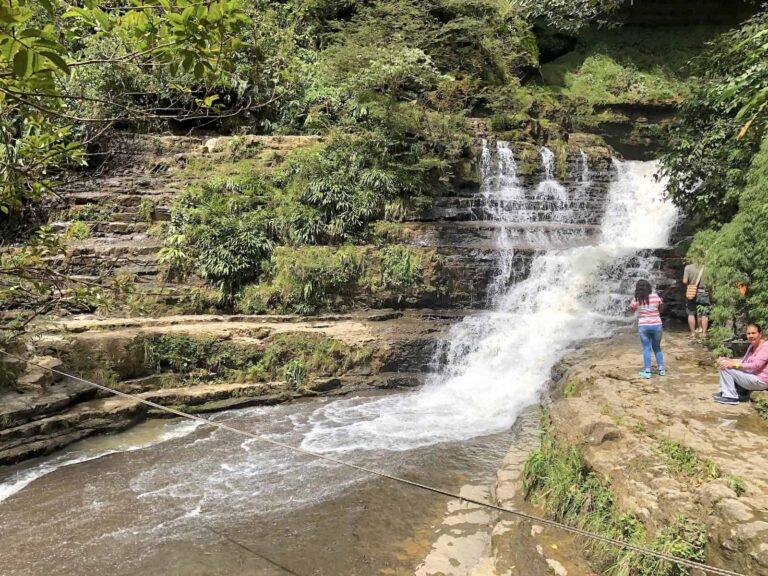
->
xmin=0 ymin=143 xmax=677 ymax=575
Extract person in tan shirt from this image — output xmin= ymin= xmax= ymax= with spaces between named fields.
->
xmin=683 ymin=262 xmax=710 ymax=339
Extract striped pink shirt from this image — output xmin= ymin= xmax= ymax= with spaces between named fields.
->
xmin=630 ymin=293 xmax=663 ymax=327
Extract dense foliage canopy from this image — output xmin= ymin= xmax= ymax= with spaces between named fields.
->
xmin=3 ymin=0 xmax=767 ymax=330
xmin=659 ymin=9 xmax=768 ymax=224
xmin=658 ymin=6 xmax=768 ymax=347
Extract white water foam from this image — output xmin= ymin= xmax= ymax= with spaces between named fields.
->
xmin=301 ymin=143 xmax=677 ymax=453
xmin=0 ymin=419 xmax=201 ymax=503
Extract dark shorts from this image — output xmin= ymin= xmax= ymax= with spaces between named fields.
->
xmin=686 ymin=289 xmax=711 ymax=316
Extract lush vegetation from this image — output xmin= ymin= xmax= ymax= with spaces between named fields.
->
xmin=516 ymin=0 xmax=621 ymax=33
xmin=236 ymin=244 xmax=446 ymax=313
xmin=541 ymin=26 xmax=719 ymax=107
xmin=0 ymin=0 xmax=297 ymax=324
xmin=653 ymin=6 xmax=768 ymax=352
xmin=683 ymin=138 xmax=768 ymax=353
xmin=2 ymin=0 xmax=765 ymax=332
xmin=523 ymin=422 xmax=707 ymax=576
xmin=142 ymin=332 xmax=371 ymax=387
xmin=754 ymin=395 xmax=768 ymax=422
xmin=660 ymin=10 xmax=768 ymax=224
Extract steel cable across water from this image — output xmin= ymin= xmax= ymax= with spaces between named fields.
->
xmin=0 ymin=350 xmax=748 ymax=576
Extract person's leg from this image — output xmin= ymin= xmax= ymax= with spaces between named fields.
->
xmin=700 ymin=315 xmax=709 ymax=338
xmin=650 ymin=326 xmax=665 ymax=372
xmin=730 ymin=370 xmax=768 ymax=392
xmin=718 ymin=369 xmax=739 ymax=398
xmin=638 ymin=327 xmax=652 ymax=374
xmin=686 ymin=299 xmax=697 ymax=337
xmin=687 ymin=314 xmax=696 ymax=337
xmin=696 ymin=300 xmax=711 ymax=338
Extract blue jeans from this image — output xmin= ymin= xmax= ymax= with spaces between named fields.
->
xmin=638 ymin=325 xmax=664 ymax=372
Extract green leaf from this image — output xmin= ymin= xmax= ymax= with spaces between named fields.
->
xmin=62 ymin=7 xmax=93 ymax=20
xmin=18 ymin=28 xmax=43 ymax=39
xmin=13 ymin=49 xmax=31 ymax=78
xmin=40 ymin=51 xmax=70 ymax=74
xmin=93 ymin=8 xmax=111 ymax=31
xmin=0 ymin=5 xmax=29 ymax=24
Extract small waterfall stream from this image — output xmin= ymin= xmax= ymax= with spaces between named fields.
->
xmin=0 ymin=141 xmax=678 ymax=576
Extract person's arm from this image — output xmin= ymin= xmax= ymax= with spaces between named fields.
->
xmin=682 ymin=269 xmax=690 ymax=285
xmin=629 ymin=298 xmax=638 ymax=312
xmin=657 ymin=295 xmax=664 ymax=314
xmin=718 ymin=348 xmax=746 ymax=370
xmin=740 ymin=345 xmax=768 ymax=374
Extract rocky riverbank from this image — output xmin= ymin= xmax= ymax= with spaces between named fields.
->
xmin=494 ymin=329 xmax=768 ymax=575
xmin=0 ymin=310 xmax=462 ymax=465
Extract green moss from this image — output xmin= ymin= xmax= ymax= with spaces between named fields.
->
xmin=175 ymin=155 xmax=272 ymax=181
xmin=65 ymin=220 xmax=91 ymax=240
xmin=524 ymin=420 xmax=708 ymax=575
xmin=63 ymin=203 xmax=112 ymax=222
xmin=541 ymin=26 xmax=723 ymax=106
xmin=562 ymin=377 xmax=592 ymax=398
xmin=515 ymin=144 xmax=541 ymax=176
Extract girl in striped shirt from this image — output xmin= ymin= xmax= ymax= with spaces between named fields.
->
xmin=629 ymin=279 xmax=666 ymax=378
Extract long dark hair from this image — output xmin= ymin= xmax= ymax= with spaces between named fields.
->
xmin=635 ymin=279 xmax=652 ymax=306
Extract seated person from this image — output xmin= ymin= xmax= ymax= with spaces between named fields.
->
xmin=713 ymin=323 xmax=768 ymax=404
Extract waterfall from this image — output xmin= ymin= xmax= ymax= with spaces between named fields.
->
xmin=0 ymin=143 xmax=681 ymax=561
xmin=579 ymin=149 xmax=591 ymax=188
xmin=301 ymin=141 xmax=677 ymax=453
xmin=535 ymin=146 xmax=568 ymax=204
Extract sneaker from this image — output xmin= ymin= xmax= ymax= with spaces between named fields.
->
xmin=713 ymin=395 xmax=739 ymax=405
xmin=658 ymin=368 xmax=667 ymax=376
xmin=713 ymin=391 xmax=751 ymax=402
xmin=639 ymin=371 xmax=652 ymax=379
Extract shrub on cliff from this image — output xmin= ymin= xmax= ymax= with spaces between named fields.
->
xmin=235 ymin=244 xmax=445 ymax=314
xmin=160 ymin=177 xmax=275 ymax=295
xmin=687 ymin=136 xmax=768 ymax=353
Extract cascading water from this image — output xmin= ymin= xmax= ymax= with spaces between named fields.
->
xmin=579 ymin=149 xmax=591 ymax=188
xmin=301 ymin=141 xmax=677 ymax=453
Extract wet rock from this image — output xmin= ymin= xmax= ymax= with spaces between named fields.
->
xmin=307 ymin=377 xmax=342 ymax=393
xmin=0 ymin=397 xmax=143 ymax=465
xmin=16 ymin=356 xmax=64 ymax=392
